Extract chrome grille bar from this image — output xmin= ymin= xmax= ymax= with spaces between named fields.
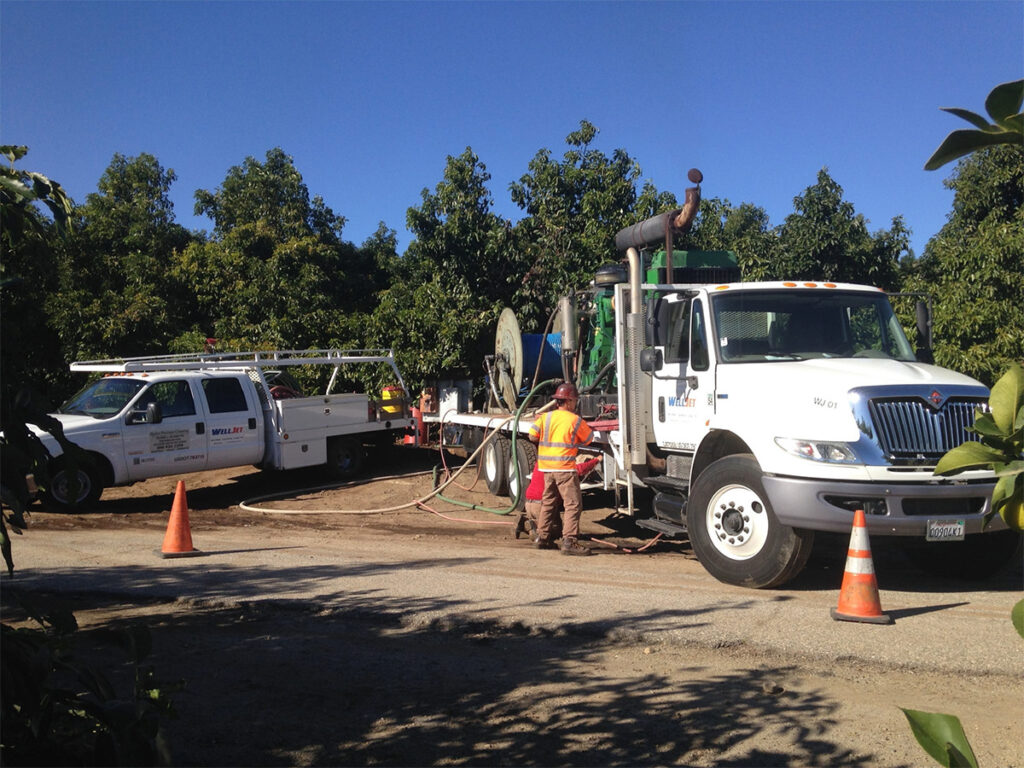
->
xmin=869 ymin=398 xmax=983 ymax=460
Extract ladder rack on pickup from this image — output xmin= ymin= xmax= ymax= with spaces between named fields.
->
xmin=69 ymin=349 xmax=409 ymax=401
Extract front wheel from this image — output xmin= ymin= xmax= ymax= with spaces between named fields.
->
xmin=44 ymin=459 xmax=103 ymax=511
xmin=687 ymin=454 xmax=813 ymax=588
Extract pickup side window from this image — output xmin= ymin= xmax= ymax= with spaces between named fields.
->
xmin=202 ymin=378 xmax=249 ymax=413
xmin=136 ymin=381 xmax=196 ymax=419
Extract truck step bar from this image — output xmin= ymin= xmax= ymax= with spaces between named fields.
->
xmin=635 ymin=517 xmax=688 ymax=538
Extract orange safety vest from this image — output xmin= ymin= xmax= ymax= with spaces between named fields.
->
xmin=529 ymin=410 xmax=593 ymax=471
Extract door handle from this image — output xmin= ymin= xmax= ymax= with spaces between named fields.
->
xmin=196 ymin=422 xmax=205 ymax=435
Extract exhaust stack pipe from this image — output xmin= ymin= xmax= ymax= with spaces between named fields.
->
xmin=614 ymin=168 xmax=703 ymax=282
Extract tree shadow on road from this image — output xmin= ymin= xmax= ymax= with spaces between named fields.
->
xmin=3 ymin=570 xmax=892 ymax=767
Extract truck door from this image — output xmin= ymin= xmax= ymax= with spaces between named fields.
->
xmin=123 ymin=380 xmax=208 ymax=480
xmin=649 ymin=293 xmax=716 ymax=452
xmin=199 ymin=375 xmax=263 ymax=469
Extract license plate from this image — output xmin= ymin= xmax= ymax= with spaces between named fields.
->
xmin=926 ymin=519 xmax=966 ymax=542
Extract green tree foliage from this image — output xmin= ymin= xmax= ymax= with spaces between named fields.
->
xmin=0 ymin=146 xmax=73 ymax=408
xmin=903 ymin=145 xmax=1024 ymax=385
xmin=925 ymin=79 xmax=1024 ymax=171
xmin=369 ymin=149 xmax=516 ymax=392
xmin=52 ymin=153 xmax=194 ymax=361
xmin=194 ymin=147 xmax=344 ymax=243
xmin=509 ymin=121 xmax=654 ymax=327
xmin=183 ymin=148 xmax=387 ymax=350
xmin=686 ymin=198 xmax=780 ymax=280
xmin=0 ymin=147 xmax=75 ymax=574
xmin=777 ymin=168 xmax=909 ymax=290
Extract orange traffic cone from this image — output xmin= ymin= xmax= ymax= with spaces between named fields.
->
xmin=831 ymin=509 xmax=891 ymax=624
xmin=159 ymin=480 xmax=201 ymax=558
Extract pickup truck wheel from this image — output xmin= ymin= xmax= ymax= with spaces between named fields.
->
xmin=906 ymin=529 xmax=1022 ymax=580
xmin=326 ymin=438 xmax=365 ymax=479
xmin=483 ymin=435 xmax=510 ymax=496
xmin=687 ymin=454 xmax=813 ymax=588
xmin=506 ymin=439 xmax=537 ymax=512
xmin=44 ymin=460 xmax=103 ymax=511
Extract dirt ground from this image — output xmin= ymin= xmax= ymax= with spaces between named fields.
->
xmin=4 ymin=445 xmax=1022 ymax=767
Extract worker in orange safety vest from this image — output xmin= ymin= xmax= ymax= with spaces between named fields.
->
xmin=527 ymin=382 xmax=594 ymax=556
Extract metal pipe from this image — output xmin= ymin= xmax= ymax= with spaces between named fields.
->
xmin=613 ymin=168 xmax=703 ymax=256
xmin=627 ymin=246 xmax=642 ymax=314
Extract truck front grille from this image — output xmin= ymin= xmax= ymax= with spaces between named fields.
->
xmin=868 ymin=397 xmax=984 ymax=464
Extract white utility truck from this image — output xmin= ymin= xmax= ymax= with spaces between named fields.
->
xmin=35 ymin=349 xmax=414 ymax=510
xmin=426 ymin=171 xmax=1018 ymax=588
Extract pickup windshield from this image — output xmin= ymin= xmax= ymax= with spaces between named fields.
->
xmin=60 ymin=378 xmax=147 ymax=419
xmin=711 ymin=290 xmax=917 ymax=363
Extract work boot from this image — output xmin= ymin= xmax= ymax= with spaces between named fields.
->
xmin=535 ymin=538 xmax=557 ymax=550
xmin=559 ymin=537 xmax=592 ymax=556
xmin=513 ymin=515 xmax=530 ymax=540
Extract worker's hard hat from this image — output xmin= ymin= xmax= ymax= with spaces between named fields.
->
xmin=553 ymin=383 xmax=579 ymax=401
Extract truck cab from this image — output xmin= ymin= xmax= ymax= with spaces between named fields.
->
xmin=610 ymin=254 xmax=1008 ymax=587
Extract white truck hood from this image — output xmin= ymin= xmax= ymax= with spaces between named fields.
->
xmin=715 ymin=358 xmax=987 ymax=443
xmin=28 ymin=413 xmax=120 ymax=448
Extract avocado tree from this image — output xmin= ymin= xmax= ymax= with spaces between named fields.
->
xmin=0 ymin=146 xmax=75 ymax=573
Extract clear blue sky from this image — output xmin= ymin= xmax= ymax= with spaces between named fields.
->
xmin=3 ymin=1 xmax=1021 ymax=258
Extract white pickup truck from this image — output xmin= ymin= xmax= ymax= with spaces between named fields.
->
xmin=34 ymin=349 xmax=415 ymax=510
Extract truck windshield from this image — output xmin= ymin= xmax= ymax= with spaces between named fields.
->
xmin=60 ymin=378 xmax=148 ymax=419
xmin=711 ymin=290 xmax=917 ymax=363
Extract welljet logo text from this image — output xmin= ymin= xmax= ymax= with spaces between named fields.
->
xmin=211 ymin=427 xmax=244 ymax=436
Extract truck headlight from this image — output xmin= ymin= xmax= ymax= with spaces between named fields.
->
xmin=775 ymin=438 xmax=860 ymax=464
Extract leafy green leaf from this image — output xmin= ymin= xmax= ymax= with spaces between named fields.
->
xmin=984 ymin=79 xmax=1024 ymax=122
xmin=901 ymin=708 xmax=978 ymax=768
xmin=0 ymin=174 xmax=35 ymax=200
xmin=940 ymin=107 xmax=996 ymax=132
xmin=1012 ymin=599 xmax=1024 ymax=640
xmin=969 ymin=411 xmax=1001 ymax=437
xmin=924 ymin=129 xmax=1015 ymax=171
xmin=989 ymin=364 xmax=1024 ymax=434
xmin=934 ymin=440 xmax=1007 ymax=475
xmin=1000 ymin=112 xmax=1024 ymax=134
xmin=0 ymin=144 xmax=29 ymax=163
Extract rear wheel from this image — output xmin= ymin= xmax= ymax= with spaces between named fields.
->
xmin=907 ymin=529 xmax=1022 ymax=580
xmin=506 ymin=439 xmax=537 ymax=512
xmin=687 ymin=454 xmax=813 ymax=588
xmin=483 ymin=434 xmax=510 ymax=496
xmin=44 ymin=459 xmax=103 ymax=511
xmin=326 ymin=437 xmax=365 ymax=479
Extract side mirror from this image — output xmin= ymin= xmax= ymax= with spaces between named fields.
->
xmin=639 ymin=347 xmax=663 ymax=372
xmin=127 ymin=402 xmax=162 ymax=425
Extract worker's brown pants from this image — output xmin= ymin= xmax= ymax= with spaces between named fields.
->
xmin=537 ymin=471 xmax=582 ymax=542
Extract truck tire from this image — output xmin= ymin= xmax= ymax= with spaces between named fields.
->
xmin=687 ymin=454 xmax=813 ymax=588
xmin=44 ymin=459 xmax=103 ymax=511
xmin=326 ymin=437 xmax=365 ymax=479
xmin=506 ymin=439 xmax=538 ymax=512
xmin=906 ymin=529 xmax=1022 ymax=581
xmin=483 ymin=434 xmax=510 ymax=496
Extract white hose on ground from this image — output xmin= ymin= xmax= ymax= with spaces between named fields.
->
xmin=239 ymin=411 xmax=522 ymax=515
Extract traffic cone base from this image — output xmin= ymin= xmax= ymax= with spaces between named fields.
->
xmin=158 ymin=481 xmax=202 ymax=559
xmin=831 ymin=509 xmax=891 ymax=625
